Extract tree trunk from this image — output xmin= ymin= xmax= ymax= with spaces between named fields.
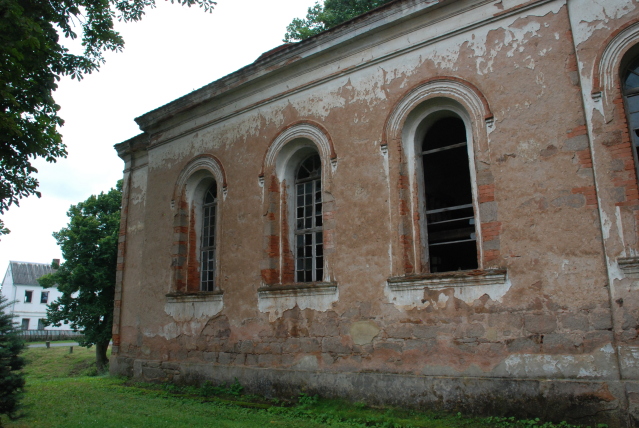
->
xmin=95 ymin=340 xmax=110 ymax=373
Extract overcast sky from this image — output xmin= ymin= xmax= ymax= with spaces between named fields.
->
xmin=0 ymin=0 xmax=316 ymax=274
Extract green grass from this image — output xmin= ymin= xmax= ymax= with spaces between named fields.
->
xmin=1 ymin=347 xmax=597 ymax=428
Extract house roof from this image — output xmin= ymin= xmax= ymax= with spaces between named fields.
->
xmin=8 ymin=262 xmax=55 ymax=286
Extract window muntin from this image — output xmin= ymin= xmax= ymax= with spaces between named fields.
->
xmin=623 ymin=57 xmax=639 ymax=183
xmin=24 ymin=290 xmax=32 ymax=303
xmin=295 ymin=154 xmax=323 ymax=282
xmin=200 ymin=182 xmax=217 ymax=292
xmin=422 ymin=116 xmax=478 ymax=272
xmin=40 ymin=291 xmax=49 ymax=304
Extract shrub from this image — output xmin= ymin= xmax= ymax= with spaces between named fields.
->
xmin=0 ymin=294 xmax=26 ymax=418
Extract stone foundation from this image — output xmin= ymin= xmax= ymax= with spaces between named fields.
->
xmin=111 ymin=355 xmax=637 ymax=427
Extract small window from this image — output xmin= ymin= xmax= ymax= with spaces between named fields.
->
xmin=21 ymin=319 xmax=29 ymax=330
xmin=24 ymin=290 xmax=32 ymax=303
xmin=422 ymin=116 xmax=478 ymax=272
xmin=295 ymin=154 xmax=323 ymax=282
xmin=40 ymin=291 xmax=49 ymax=304
xmin=37 ymin=319 xmax=46 ymax=330
xmin=622 ymin=57 xmax=639 ymax=182
xmin=200 ymin=182 xmax=217 ymax=291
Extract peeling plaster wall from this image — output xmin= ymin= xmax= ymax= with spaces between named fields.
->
xmin=112 ymin=0 xmax=639 ymax=425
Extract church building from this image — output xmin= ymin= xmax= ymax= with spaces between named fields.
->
xmin=111 ymin=0 xmax=639 ymax=424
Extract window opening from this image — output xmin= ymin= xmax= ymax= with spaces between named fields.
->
xmin=21 ymin=319 xmax=29 ymax=330
xmin=295 ymin=154 xmax=323 ymax=282
xmin=622 ymin=57 xmax=639 ymax=183
xmin=200 ymin=182 xmax=217 ymax=291
xmin=24 ymin=290 xmax=32 ymax=303
xmin=37 ymin=319 xmax=46 ymax=330
xmin=40 ymin=291 xmax=49 ymax=304
xmin=422 ymin=116 xmax=478 ymax=272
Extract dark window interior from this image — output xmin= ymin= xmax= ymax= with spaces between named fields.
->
xmin=24 ymin=290 xmax=32 ymax=303
xmin=623 ymin=57 xmax=639 ymax=183
xmin=295 ymin=154 xmax=323 ymax=283
xmin=200 ymin=182 xmax=217 ymax=292
xmin=422 ymin=116 xmax=478 ymax=272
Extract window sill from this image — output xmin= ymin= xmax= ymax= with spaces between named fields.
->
xmin=258 ymin=282 xmax=337 ymax=298
xmin=618 ymin=257 xmax=639 ymax=277
xmin=387 ymin=269 xmax=507 ymax=291
xmin=165 ymin=290 xmax=223 ymax=303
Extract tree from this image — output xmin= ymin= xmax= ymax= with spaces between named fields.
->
xmin=283 ymin=0 xmax=394 ymax=42
xmin=0 ymin=0 xmax=216 ymax=236
xmin=39 ymin=182 xmax=122 ymax=372
xmin=0 ymin=295 xmax=26 ymax=419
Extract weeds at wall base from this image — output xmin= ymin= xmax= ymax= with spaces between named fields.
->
xmin=129 ymin=379 xmax=605 ymax=428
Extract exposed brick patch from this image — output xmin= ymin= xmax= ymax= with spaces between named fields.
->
xmin=566 ymin=125 xmax=587 ymax=139
xmin=481 ymin=221 xmax=501 ymax=264
xmin=399 ymin=234 xmax=414 ymax=273
xmin=575 ymin=149 xmax=593 ymax=168
xmin=398 ymin=174 xmax=409 ymax=189
xmin=399 ymin=199 xmax=409 ymax=216
xmin=261 ymin=269 xmax=278 ymax=284
xmin=478 ymin=184 xmax=495 ymax=203
xmin=262 ymin=174 xmax=281 ymax=285
xmin=186 ymin=205 xmax=200 ymax=291
xmin=608 ymin=90 xmax=639 ymax=226
xmin=482 ymin=221 xmax=502 ymax=242
xmin=571 ymin=186 xmax=597 ymax=208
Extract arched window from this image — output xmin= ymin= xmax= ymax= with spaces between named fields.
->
xmin=422 ymin=115 xmax=477 ymax=272
xmin=622 ymin=56 xmax=639 ymax=182
xmin=200 ymin=182 xmax=217 ymax=291
xmin=294 ymin=154 xmax=323 ymax=282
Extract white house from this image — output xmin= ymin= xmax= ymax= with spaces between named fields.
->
xmin=1 ymin=261 xmax=66 ymax=330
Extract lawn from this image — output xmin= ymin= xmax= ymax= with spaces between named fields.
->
xmin=1 ymin=346 xmax=589 ymax=428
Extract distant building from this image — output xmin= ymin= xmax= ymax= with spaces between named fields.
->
xmin=1 ymin=261 xmax=66 ymax=330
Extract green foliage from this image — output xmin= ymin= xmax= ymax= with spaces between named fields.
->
xmin=299 ymin=393 xmax=319 ymax=407
xmin=38 ymin=181 xmax=122 ymax=370
xmin=0 ymin=295 xmax=26 ymax=419
xmin=283 ymin=0 xmax=394 ymax=42
xmin=5 ymin=356 xmax=601 ymax=428
xmin=0 ymin=0 xmax=215 ymax=236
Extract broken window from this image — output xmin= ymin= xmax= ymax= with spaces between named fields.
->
xmin=200 ymin=182 xmax=217 ymax=291
xmin=40 ymin=291 xmax=49 ymax=304
xmin=24 ymin=290 xmax=32 ymax=303
xmin=422 ymin=116 xmax=478 ymax=272
xmin=623 ymin=57 xmax=639 ymax=182
xmin=295 ymin=154 xmax=323 ymax=282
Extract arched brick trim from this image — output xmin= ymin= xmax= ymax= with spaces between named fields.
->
xmin=174 ymin=154 xmax=227 ymax=200
xmin=381 ymin=76 xmax=493 ymax=149
xmin=591 ymin=19 xmax=639 ymax=97
xmin=259 ymin=121 xmax=337 ymax=287
xmin=259 ymin=120 xmax=337 ymax=178
xmin=590 ymin=21 xmax=639 ymax=250
xmin=383 ymin=78 xmax=498 ymax=276
xmin=171 ymin=155 xmax=227 ymax=293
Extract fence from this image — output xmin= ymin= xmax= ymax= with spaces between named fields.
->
xmin=17 ymin=330 xmax=84 ymax=342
